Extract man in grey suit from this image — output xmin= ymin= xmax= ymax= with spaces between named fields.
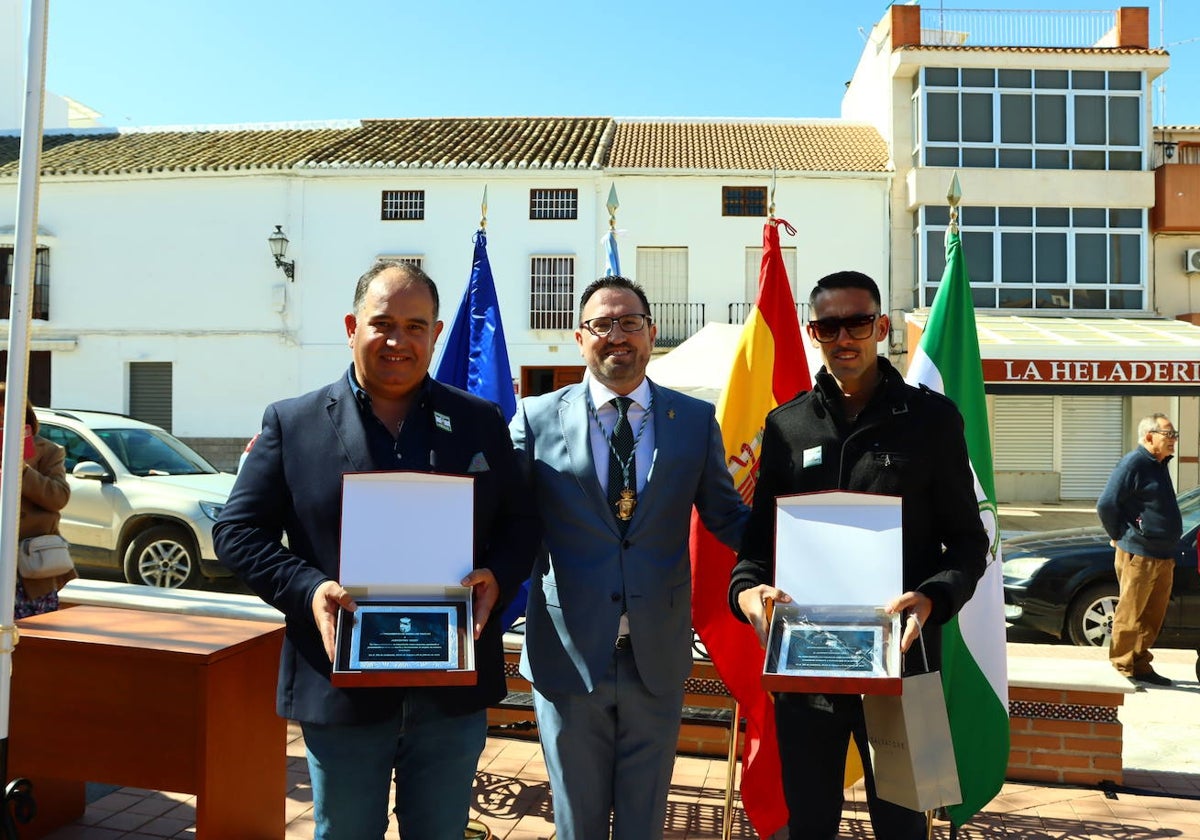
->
xmin=510 ymin=276 xmax=749 ymax=840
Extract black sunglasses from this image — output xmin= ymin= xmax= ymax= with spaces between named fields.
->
xmin=808 ymin=313 xmax=879 ymax=343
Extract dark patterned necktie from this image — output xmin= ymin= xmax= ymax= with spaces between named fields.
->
xmin=606 ymin=396 xmax=636 ymax=531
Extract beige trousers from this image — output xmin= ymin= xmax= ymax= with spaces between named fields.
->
xmin=1108 ymin=547 xmax=1174 ymax=677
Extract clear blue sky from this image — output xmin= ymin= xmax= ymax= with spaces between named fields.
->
xmin=41 ymin=0 xmax=1200 ymax=129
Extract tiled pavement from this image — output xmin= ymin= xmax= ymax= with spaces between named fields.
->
xmin=35 ymin=718 xmax=1200 ymax=840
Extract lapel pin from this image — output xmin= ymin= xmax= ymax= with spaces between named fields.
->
xmin=667 ymin=409 xmax=676 ymax=420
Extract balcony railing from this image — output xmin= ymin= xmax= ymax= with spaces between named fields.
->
xmin=1155 ymin=143 xmax=1200 ymax=168
xmin=919 ymin=8 xmax=1116 ymax=48
xmin=653 ymin=302 xmax=705 ymax=348
xmin=727 ymin=302 xmax=809 ymax=325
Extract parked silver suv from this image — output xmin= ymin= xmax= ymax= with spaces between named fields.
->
xmin=34 ymin=408 xmax=236 ymax=589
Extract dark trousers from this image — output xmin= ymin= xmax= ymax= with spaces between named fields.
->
xmin=775 ymin=692 xmax=926 ymax=840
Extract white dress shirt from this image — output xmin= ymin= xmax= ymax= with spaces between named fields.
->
xmin=585 ymin=375 xmax=655 ymax=495
xmin=585 ymin=374 xmax=655 ymax=639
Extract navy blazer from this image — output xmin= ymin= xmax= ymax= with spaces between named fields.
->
xmin=214 ymin=373 xmax=537 ymax=725
xmin=511 ymin=379 xmax=749 ymax=697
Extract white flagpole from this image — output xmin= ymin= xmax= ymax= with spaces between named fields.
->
xmin=1 ymin=0 xmax=50 ymax=818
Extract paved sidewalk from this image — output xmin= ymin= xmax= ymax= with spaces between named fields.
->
xmin=39 ymin=735 xmax=1200 ymax=839
xmin=997 ymin=501 xmax=1099 ymax=536
xmin=36 ymin=643 xmax=1200 ymax=839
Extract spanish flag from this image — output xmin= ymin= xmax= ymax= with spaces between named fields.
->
xmin=689 ymin=216 xmax=808 ymax=836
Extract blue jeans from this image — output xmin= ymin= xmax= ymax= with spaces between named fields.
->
xmin=301 ymin=691 xmax=486 ymax=840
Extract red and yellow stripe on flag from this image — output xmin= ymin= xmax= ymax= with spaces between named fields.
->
xmin=689 ymin=217 xmax=809 ymax=836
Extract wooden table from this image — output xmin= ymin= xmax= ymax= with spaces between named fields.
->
xmin=9 ymin=605 xmax=286 ymax=839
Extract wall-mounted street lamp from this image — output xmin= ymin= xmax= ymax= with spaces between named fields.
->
xmin=267 ymin=225 xmax=295 ymax=281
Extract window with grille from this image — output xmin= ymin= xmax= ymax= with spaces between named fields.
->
xmin=376 ymin=255 xmax=423 ymax=269
xmin=529 ymin=256 xmax=575 ymax=329
xmin=0 ymin=246 xmax=50 ymax=319
xmin=722 ymin=187 xmax=768 ymax=217
xmin=529 ymin=189 xmax=578 ymax=220
xmin=381 ymin=190 xmax=426 ymax=221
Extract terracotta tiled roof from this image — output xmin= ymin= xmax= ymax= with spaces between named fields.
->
xmin=607 ymin=121 xmax=890 ymax=172
xmin=299 ymin=118 xmax=613 ymax=169
xmin=0 ymin=117 xmax=615 ymax=176
xmin=0 ymin=127 xmax=350 ymax=176
xmin=0 ymin=117 xmax=891 ymax=176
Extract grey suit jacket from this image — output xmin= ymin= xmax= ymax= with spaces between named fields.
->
xmin=511 ymin=379 xmax=748 ymax=697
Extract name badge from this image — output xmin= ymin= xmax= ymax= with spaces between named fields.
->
xmin=434 ymin=412 xmax=452 ymax=433
xmin=803 ymin=446 xmax=823 ymax=469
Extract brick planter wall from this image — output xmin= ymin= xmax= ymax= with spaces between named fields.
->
xmin=1007 ymin=685 xmax=1125 ymax=786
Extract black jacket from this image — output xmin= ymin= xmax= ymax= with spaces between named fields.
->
xmin=214 ymin=372 xmax=538 ymax=725
xmin=1096 ymin=446 xmax=1182 ymax=559
xmin=729 ymin=358 xmax=988 ymax=670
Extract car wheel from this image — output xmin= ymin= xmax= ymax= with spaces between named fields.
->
xmin=124 ymin=525 xmax=200 ymax=589
xmin=1065 ymin=583 xmax=1120 ymax=647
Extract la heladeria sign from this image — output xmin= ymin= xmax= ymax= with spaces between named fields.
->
xmin=983 ymin=359 xmax=1200 ymax=385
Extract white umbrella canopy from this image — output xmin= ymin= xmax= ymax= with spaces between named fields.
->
xmin=646 ymin=322 xmax=744 ymax=404
xmin=647 ymin=320 xmax=822 ymax=404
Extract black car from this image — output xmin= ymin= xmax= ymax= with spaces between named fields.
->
xmin=1003 ymin=485 xmax=1200 ymax=661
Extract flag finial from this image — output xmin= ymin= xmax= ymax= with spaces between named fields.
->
xmin=768 ymin=168 xmax=777 ymax=219
xmin=480 ymin=185 xmax=488 ymax=230
xmin=947 ymin=171 xmax=962 ymax=235
xmin=606 ymin=184 xmax=619 ymax=231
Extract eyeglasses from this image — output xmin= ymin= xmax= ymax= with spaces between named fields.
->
xmin=1150 ymin=429 xmax=1180 ymax=440
xmin=581 ymin=313 xmax=652 ymax=337
xmin=807 ymin=313 xmax=879 ymax=343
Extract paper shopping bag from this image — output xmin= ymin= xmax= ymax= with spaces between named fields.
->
xmin=862 ymin=670 xmax=961 ymax=812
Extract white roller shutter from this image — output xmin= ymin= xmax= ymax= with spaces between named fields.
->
xmin=744 ymin=246 xmax=798 ymax=302
xmin=637 ymin=247 xmax=689 ymax=302
xmin=994 ymin=395 xmax=1053 ymax=471
xmin=1060 ymin=395 xmax=1123 ymax=500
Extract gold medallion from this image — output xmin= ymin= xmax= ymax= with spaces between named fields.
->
xmin=616 ymin=488 xmax=637 ymax=521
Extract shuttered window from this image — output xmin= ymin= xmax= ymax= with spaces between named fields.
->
xmin=995 ymin=394 xmax=1124 ymax=500
xmin=994 ymin=395 xmax=1053 ymax=471
xmin=744 ymin=246 xmax=799 ymax=304
xmin=129 ymin=362 xmax=172 ymax=432
xmin=637 ymin=247 xmax=689 ymax=303
xmin=1060 ymin=395 xmax=1123 ymax=499
xmin=636 ymin=247 xmax=693 ymax=347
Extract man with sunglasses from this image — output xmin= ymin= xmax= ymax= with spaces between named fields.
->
xmin=510 ymin=276 xmax=748 ymax=840
xmin=728 ymin=270 xmax=987 ymax=840
xmin=1097 ymin=413 xmax=1183 ymax=687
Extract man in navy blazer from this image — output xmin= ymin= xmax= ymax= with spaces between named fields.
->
xmin=510 ymin=276 xmax=749 ymax=840
xmin=215 ymin=261 xmax=536 ymax=840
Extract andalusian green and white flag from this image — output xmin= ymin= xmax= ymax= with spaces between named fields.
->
xmin=905 ymin=226 xmax=1010 ymax=826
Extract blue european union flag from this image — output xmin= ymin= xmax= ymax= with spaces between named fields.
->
xmin=434 ymin=229 xmax=516 ymax=422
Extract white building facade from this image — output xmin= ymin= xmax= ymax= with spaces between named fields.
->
xmin=844 ymin=4 xmax=1200 ymax=499
xmin=0 ymin=118 xmax=890 ymax=469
